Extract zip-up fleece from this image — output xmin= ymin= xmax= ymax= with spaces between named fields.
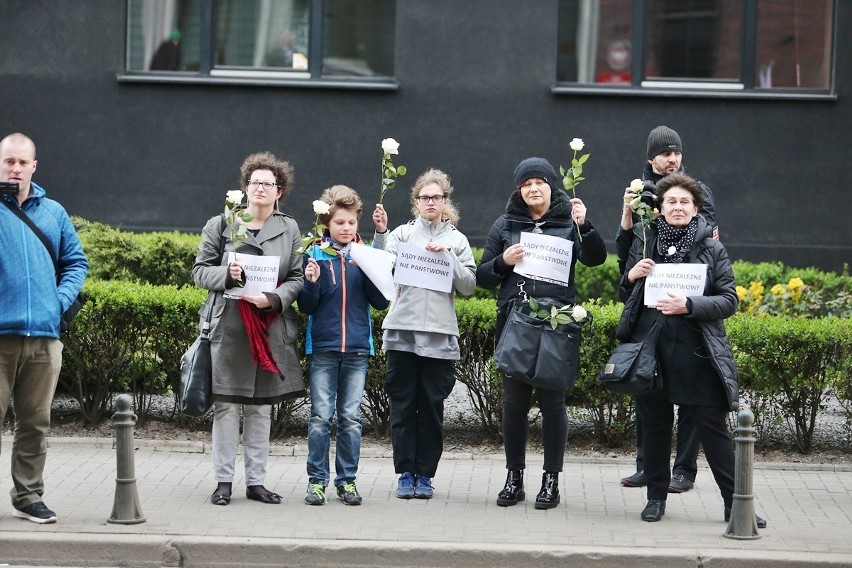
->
xmin=297 ymin=236 xmax=389 ymax=355
xmin=0 ymin=183 xmax=88 ymax=338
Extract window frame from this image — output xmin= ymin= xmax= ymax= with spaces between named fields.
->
xmin=118 ymin=0 xmax=398 ymax=91
xmin=553 ymin=0 xmax=837 ymax=101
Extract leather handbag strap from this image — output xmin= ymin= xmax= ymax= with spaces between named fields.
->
xmin=1 ymin=198 xmax=61 ymax=275
xmin=202 ymin=214 xmax=228 ymax=332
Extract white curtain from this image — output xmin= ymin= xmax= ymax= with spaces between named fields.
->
xmin=576 ymin=0 xmax=600 ymax=83
xmin=143 ymin=0 xmax=178 ymax=70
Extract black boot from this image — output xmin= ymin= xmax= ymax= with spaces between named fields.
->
xmin=534 ymin=471 xmax=560 ymax=510
xmin=496 ymin=470 xmax=525 ymax=506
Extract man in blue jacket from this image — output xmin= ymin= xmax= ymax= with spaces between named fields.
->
xmin=0 ymin=132 xmax=88 ymax=523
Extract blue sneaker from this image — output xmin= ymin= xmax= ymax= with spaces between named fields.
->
xmin=414 ymin=475 xmax=433 ymax=499
xmin=396 ymin=472 xmax=415 ymax=499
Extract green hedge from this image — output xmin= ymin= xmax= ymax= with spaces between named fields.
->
xmin=62 ymin=281 xmax=852 ymax=453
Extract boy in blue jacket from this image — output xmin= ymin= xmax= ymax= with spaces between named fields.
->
xmin=297 ymin=185 xmax=389 ymax=505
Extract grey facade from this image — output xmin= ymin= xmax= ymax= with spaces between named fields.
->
xmin=3 ymin=0 xmax=850 ymax=270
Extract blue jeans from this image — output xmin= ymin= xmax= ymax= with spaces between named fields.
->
xmin=306 ymin=352 xmax=368 ymax=487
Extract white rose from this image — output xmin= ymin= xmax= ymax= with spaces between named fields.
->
xmin=313 ymin=200 xmax=331 ymax=215
xmin=569 ymin=138 xmax=584 ymax=152
xmin=629 ymin=179 xmax=644 ymax=192
xmin=226 ymin=190 xmax=244 ymax=205
xmin=571 ymin=305 xmax=588 ymax=321
xmin=381 ymin=138 xmax=400 ymax=155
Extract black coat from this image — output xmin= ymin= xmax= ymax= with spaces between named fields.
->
xmin=476 ymin=187 xmax=607 ymax=336
xmin=617 ymin=216 xmax=739 ymax=410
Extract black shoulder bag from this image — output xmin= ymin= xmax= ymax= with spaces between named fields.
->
xmin=596 ymin=320 xmax=662 ymax=396
xmin=179 ymin=215 xmax=226 ymax=417
xmin=1 ymin=199 xmax=83 ymax=332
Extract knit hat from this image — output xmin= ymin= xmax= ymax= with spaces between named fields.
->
xmin=513 ymin=157 xmax=559 ymax=191
xmin=646 ymin=126 xmax=682 ymax=159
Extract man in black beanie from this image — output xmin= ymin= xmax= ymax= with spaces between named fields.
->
xmin=616 ymin=125 xmax=719 ymax=494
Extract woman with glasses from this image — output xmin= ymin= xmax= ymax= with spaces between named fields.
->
xmin=192 ymin=151 xmax=305 ymax=506
xmin=371 ymin=169 xmax=476 ymax=499
xmin=476 ymin=157 xmax=607 ymax=509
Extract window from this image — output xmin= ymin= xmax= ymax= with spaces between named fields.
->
xmin=556 ymin=0 xmax=835 ymax=95
xmin=125 ymin=0 xmax=396 ymax=85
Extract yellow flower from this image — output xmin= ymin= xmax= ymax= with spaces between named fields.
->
xmin=788 ymin=277 xmax=804 ymax=290
xmin=771 ymin=284 xmax=785 ymax=295
xmin=736 ymin=285 xmax=747 ymax=300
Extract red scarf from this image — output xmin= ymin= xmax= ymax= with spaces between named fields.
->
xmin=237 ymin=300 xmax=281 ymax=376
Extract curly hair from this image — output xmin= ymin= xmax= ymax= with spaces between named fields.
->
xmin=655 ymin=173 xmax=704 ymax=211
xmin=239 ymin=151 xmax=295 ymax=198
xmin=409 ymin=168 xmax=460 ymax=225
xmin=317 ymin=185 xmax=363 ymax=225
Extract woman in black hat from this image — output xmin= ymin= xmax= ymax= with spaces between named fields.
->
xmin=476 ymin=157 xmax=607 ymax=509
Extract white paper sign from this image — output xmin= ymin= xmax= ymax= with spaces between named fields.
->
xmin=393 ymin=242 xmax=454 ymax=293
xmin=644 ymin=263 xmax=708 ymax=307
xmin=514 ymin=232 xmax=573 ymax=287
xmin=224 ymin=252 xmax=281 ymax=299
xmin=348 ymin=242 xmax=396 ymax=301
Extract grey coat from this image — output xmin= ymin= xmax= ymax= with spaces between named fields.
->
xmin=191 ymin=212 xmax=305 ymax=402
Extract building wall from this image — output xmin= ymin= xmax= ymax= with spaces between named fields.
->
xmin=1 ymin=0 xmax=849 ymax=270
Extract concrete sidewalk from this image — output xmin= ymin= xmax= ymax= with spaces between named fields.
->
xmin=0 ymin=437 xmax=851 ymax=568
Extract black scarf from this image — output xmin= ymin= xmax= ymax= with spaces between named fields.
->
xmin=656 ymin=217 xmax=698 ymax=263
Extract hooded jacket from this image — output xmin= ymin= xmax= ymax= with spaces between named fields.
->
xmin=0 ymin=183 xmax=88 ymax=339
xmin=476 ymin=185 xmax=607 ymax=330
xmin=617 ymin=215 xmax=739 ymax=410
xmin=297 ymin=236 xmax=389 ymax=355
xmin=374 ymin=217 xmax=476 ymax=337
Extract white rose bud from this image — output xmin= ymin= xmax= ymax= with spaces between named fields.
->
xmin=226 ymin=190 xmax=244 ymax=205
xmin=313 ymin=200 xmax=331 ymax=215
xmin=569 ymin=138 xmax=584 ymax=152
xmin=629 ymin=179 xmax=644 ymax=192
xmin=571 ymin=305 xmax=587 ymax=321
xmin=381 ymin=137 xmax=400 ymax=155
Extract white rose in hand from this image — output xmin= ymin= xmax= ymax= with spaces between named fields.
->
xmin=226 ymin=190 xmax=244 ymax=205
xmin=381 ymin=137 xmax=400 ymax=155
xmin=629 ymin=179 xmax=644 ymax=193
xmin=569 ymin=138 xmax=584 ymax=152
xmin=312 ymin=200 xmax=331 ymax=215
xmin=571 ymin=305 xmax=588 ymax=322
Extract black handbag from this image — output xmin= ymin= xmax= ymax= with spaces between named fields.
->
xmin=179 ymin=215 xmax=226 ymax=417
xmin=494 ymin=297 xmax=582 ymax=391
xmin=2 ymin=199 xmax=83 ymax=332
xmin=596 ymin=320 xmax=662 ymax=396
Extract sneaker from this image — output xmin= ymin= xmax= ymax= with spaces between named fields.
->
xmin=668 ymin=473 xmax=695 ymax=493
xmin=304 ymin=481 xmax=327 ymax=505
xmin=396 ymin=472 xmax=415 ymax=499
xmin=336 ymin=482 xmax=363 ymax=506
xmin=414 ymin=475 xmax=433 ymax=499
xmin=620 ymin=470 xmax=647 ymax=487
xmin=13 ymin=502 xmax=57 ymax=524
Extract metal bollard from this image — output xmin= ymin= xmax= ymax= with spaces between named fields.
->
xmin=723 ymin=409 xmax=761 ymax=539
xmin=107 ymin=394 xmax=146 ymax=524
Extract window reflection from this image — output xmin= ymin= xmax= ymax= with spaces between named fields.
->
xmin=756 ymin=0 xmax=833 ymax=89
xmin=127 ymin=0 xmax=201 ymax=72
xmin=557 ymin=0 xmax=635 ymax=84
xmin=215 ymin=0 xmax=310 ymax=70
xmin=322 ymin=0 xmax=396 ymax=77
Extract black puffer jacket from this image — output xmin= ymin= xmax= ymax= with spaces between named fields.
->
xmin=616 ymin=216 xmax=739 ymax=410
xmin=477 ymin=187 xmax=607 ymax=331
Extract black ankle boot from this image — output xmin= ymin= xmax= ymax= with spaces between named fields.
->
xmin=534 ymin=471 xmax=560 ymax=510
xmin=496 ymin=470 xmax=525 ymax=506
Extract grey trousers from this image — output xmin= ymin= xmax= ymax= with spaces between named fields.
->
xmin=211 ymin=402 xmax=272 ymax=486
xmin=0 ymin=336 xmax=63 ymax=509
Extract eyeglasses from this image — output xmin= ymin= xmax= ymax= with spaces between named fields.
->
xmin=247 ymin=180 xmax=278 ymax=190
xmin=416 ymin=195 xmax=445 ymax=204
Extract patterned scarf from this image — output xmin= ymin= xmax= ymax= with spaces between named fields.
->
xmin=656 ymin=216 xmax=698 ymax=264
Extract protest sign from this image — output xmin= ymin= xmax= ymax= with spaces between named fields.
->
xmin=224 ymin=252 xmax=281 ymax=299
xmin=644 ymin=263 xmax=708 ymax=307
xmin=514 ymin=232 xmax=573 ymax=287
xmin=349 ymin=242 xmax=396 ymax=301
xmin=393 ymin=242 xmax=453 ymax=293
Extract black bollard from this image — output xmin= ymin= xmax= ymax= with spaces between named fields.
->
xmin=723 ymin=409 xmax=760 ymax=539
xmin=107 ymin=394 xmax=146 ymax=524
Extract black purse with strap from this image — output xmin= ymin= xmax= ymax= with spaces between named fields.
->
xmin=1 ymin=198 xmax=83 ymax=332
